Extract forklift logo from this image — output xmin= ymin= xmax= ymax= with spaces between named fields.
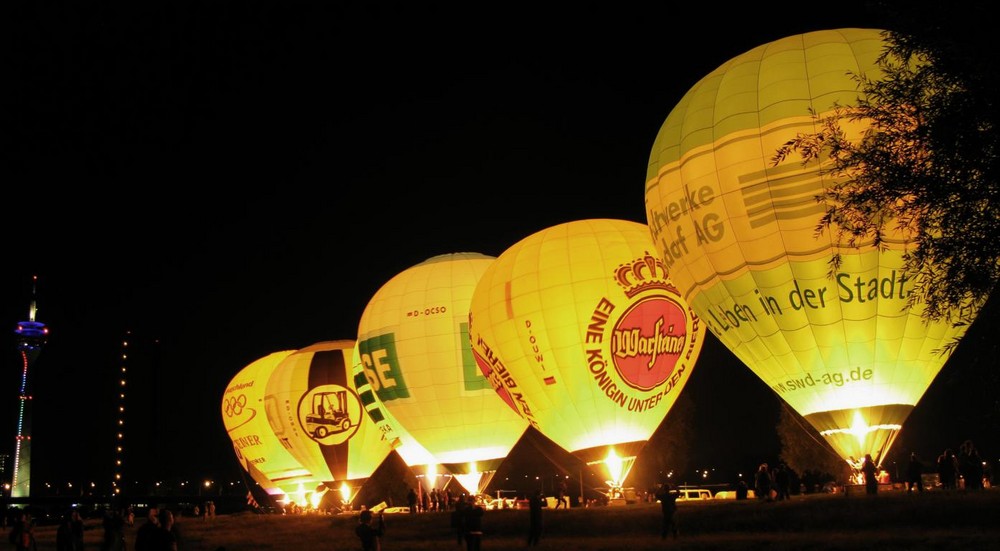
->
xmin=296 ymin=384 xmax=364 ymax=445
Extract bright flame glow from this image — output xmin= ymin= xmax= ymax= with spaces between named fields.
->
xmin=589 ymin=448 xmax=638 ymax=492
xmin=311 ymin=487 xmax=327 ymax=509
xmin=849 ymin=411 xmax=871 ymax=446
xmin=424 ymin=464 xmax=440 ymax=491
xmin=452 ymin=463 xmax=482 ymax=495
xmin=606 ymin=450 xmax=623 ymax=486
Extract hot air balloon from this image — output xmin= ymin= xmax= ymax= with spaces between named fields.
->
xmin=351 ymin=346 xmax=437 ymax=468
xmin=467 ymin=219 xmax=705 ymax=497
xmin=223 ymin=351 xmax=314 ymax=502
xmin=356 ymin=252 xmax=530 ymax=495
xmin=644 ymin=28 xmax=980 ymax=469
xmin=264 ymin=340 xmax=393 ymax=507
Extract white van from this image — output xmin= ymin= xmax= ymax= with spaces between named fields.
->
xmin=675 ymin=488 xmax=712 ymax=501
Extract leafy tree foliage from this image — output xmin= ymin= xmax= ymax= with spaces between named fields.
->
xmin=773 ymin=3 xmax=999 ymax=342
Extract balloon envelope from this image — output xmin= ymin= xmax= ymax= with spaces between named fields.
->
xmin=356 ymin=252 xmax=530 ymax=494
xmin=468 ymin=219 xmax=705 ymax=487
xmin=351 ymin=345 xmax=437 ymax=468
xmin=223 ymin=351 xmax=313 ymax=499
xmin=264 ymin=340 xmax=393 ymax=505
xmin=645 ymin=28 xmax=975 ymax=465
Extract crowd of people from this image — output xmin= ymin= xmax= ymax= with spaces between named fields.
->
xmin=753 ymin=462 xmax=796 ymax=501
xmin=5 ymin=440 xmax=991 ymax=550
xmin=358 ymin=489 xmax=489 ymax=551
xmin=4 ymin=505 xmax=190 ymax=551
xmin=748 ymin=438 xmax=991 ymax=500
xmin=933 ymin=439 xmax=988 ymax=491
xmin=404 ymin=486 xmax=467 ymax=514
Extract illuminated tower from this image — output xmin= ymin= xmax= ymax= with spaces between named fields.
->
xmin=11 ymin=275 xmax=48 ymax=498
xmin=112 ymin=333 xmax=129 ymax=498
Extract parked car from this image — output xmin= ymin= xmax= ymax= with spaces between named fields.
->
xmin=675 ymin=488 xmax=712 ymax=501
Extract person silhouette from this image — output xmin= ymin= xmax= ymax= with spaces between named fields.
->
xmin=906 ymin=452 xmax=924 ymax=493
xmin=754 ymin=463 xmax=773 ymax=501
xmin=355 ymin=510 xmax=384 ymax=551
xmin=10 ymin=511 xmax=36 ymax=551
xmin=655 ymin=482 xmax=680 ymax=539
xmin=527 ymin=490 xmax=544 ymax=546
xmin=463 ymin=503 xmax=484 ymax=551
xmin=555 ymin=479 xmax=569 ymax=509
xmin=862 ymin=453 xmax=879 ymax=495
xmin=452 ymin=493 xmax=468 ymax=546
xmin=134 ymin=507 xmax=160 ymax=551
xmin=958 ymin=440 xmax=984 ymax=490
xmin=406 ymin=487 xmax=417 ymax=514
xmin=937 ymin=448 xmax=959 ymax=489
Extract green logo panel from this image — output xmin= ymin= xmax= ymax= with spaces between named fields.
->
xmin=357 ymin=333 xmax=410 ymax=401
xmin=461 ymin=322 xmax=490 ymax=392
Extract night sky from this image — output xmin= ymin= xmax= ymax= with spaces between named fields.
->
xmin=3 ymin=3 xmax=994 ymax=492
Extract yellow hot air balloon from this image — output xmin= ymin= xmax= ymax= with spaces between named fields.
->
xmin=645 ymin=28 xmax=977 ymax=468
xmin=351 ymin=346 xmax=437 ymax=468
xmin=264 ymin=340 xmax=393 ymax=507
xmin=356 ymin=252 xmax=530 ymax=495
xmin=223 ymin=351 xmax=313 ymax=501
xmin=468 ymin=219 xmax=705 ymax=495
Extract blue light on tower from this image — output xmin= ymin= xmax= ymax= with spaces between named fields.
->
xmin=11 ymin=275 xmax=48 ymax=499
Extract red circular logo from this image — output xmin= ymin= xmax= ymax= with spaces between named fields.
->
xmin=611 ymin=296 xmax=688 ymax=391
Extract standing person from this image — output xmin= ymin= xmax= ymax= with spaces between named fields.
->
xmin=772 ymin=464 xmax=791 ymax=501
xmin=906 ymin=452 xmax=924 ymax=493
xmin=155 ymin=509 xmax=179 ymax=551
xmin=166 ymin=508 xmax=183 ymax=550
xmin=9 ymin=512 xmax=36 ymax=551
xmin=100 ymin=509 xmax=126 ymax=551
xmin=463 ymin=503 xmax=484 ymax=551
xmin=754 ymin=463 xmax=772 ymax=501
xmin=655 ymin=482 xmax=680 ymax=539
xmin=451 ymin=494 xmax=468 ymax=546
xmin=56 ymin=510 xmax=85 ymax=551
xmin=406 ymin=486 xmax=417 ymax=514
xmin=70 ymin=510 xmax=85 ymax=551
xmin=958 ymin=440 xmax=984 ymax=491
xmin=355 ymin=510 xmax=384 ymax=551
xmin=134 ymin=507 xmax=160 ymax=551
xmin=937 ymin=448 xmax=958 ymax=489
xmin=862 ymin=453 xmax=879 ymax=495
xmin=554 ymin=479 xmax=568 ymax=509
xmin=735 ymin=480 xmax=749 ymax=500
xmin=527 ymin=490 xmax=544 ymax=547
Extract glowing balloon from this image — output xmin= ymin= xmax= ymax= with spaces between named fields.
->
xmin=222 ymin=351 xmax=313 ymax=499
xmin=264 ymin=340 xmax=393 ymax=506
xmin=467 ymin=219 xmax=705 ymax=491
xmin=645 ymin=28 xmax=975 ymax=466
xmin=351 ymin=346 xmax=437 ymax=468
xmin=356 ymin=252 xmax=530 ymax=494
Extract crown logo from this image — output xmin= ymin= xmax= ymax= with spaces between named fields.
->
xmin=614 ymin=252 xmax=678 ymax=299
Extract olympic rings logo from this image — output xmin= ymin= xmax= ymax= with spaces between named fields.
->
xmin=224 ymin=394 xmax=248 ymax=417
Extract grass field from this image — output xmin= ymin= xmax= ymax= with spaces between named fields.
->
xmin=29 ymin=488 xmax=1000 ymax=550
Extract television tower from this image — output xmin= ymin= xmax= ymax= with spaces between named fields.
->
xmin=11 ymin=275 xmax=48 ymax=498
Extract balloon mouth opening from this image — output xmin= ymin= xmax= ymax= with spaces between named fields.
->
xmin=805 ymin=404 xmax=912 ymax=465
xmin=576 ymin=441 xmax=646 ymax=491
